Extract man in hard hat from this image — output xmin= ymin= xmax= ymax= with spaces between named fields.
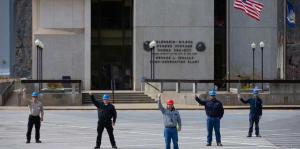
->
xmin=195 ymin=89 xmax=224 ymax=146
xmin=89 ymin=92 xmax=117 ymax=149
xmin=26 ymin=92 xmax=44 ymax=144
xmin=238 ymin=88 xmax=263 ymax=137
xmin=157 ymin=94 xmax=181 ymax=149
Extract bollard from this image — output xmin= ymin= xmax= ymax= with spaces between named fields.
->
xmin=193 ymin=83 xmax=197 ymax=93
xmin=176 ymin=82 xmax=181 ymax=93
xmin=160 ymin=82 xmax=164 ymax=93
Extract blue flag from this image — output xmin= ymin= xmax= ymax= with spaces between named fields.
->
xmin=287 ymin=2 xmax=296 ymax=28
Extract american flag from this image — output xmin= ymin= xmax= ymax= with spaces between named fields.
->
xmin=234 ymin=0 xmax=264 ymax=21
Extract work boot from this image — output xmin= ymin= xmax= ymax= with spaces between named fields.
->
xmin=36 ymin=140 xmax=42 ymax=143
xmin=112 ymin=145 xmax=118 ymax=148
xmin=217 ymin=142 xmax=223 ymax=146
xmin=26 ymin=140 xmax=30 ymax=144
xmin=206 ymin=143 xmax=211 ymax=146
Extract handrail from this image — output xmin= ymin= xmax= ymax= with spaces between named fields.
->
xmin=0 ymin=81 xmax=15 ymax=106
xmin=144 ymin=79 xmax=300 ymax=83
xmin=145 ymin=82 xmax=160 ymax=92
xmin=111 ymin=79 xmax=116 ymax=103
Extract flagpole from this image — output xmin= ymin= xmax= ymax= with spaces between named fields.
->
xmin=226 ymin=0 xmax=231 ymax=91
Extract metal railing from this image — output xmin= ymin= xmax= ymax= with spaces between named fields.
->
xmin=0 ymin=81 xmax=15 ymax=106
xmin=111 ymin=79 xmax=116 ymax=103
xmin=20 ymin=80 xmax=82 ymax=93
xmin=144 ymin=79 xmax=300 ymax=93
xmin=18 ymin=80 xmax=82 ymax=106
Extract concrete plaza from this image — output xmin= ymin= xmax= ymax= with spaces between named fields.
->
xmin=0 ymin=109 xmax=300 ymax=149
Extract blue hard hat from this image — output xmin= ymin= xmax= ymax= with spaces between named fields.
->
xmin=102 ymin=94 xmax=110 ymax=100
xmin=209 ymin=90 xmax=216 ymax=96
xmin=252 ymin=89 xmax=259 ymax=95
xmin=31 ymin=92 xmax=39 ymax=97
xmin=252 ymin=87 xmax=259 ymax=95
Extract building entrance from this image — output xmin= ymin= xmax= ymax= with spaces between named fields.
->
xmin=91 ymin=0 xmax=133 ymax=90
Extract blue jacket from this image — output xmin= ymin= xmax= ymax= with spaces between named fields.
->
xmin=195 ymin=97 xmax=224 ymax=119
xmin=240 ymin=97 xmax=263 ymax=117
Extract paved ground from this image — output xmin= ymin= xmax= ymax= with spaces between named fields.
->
xmin=0 ymin=110 xmax=300 ymax=149
xmin=1 ymin=104 xmax=300 ymax=110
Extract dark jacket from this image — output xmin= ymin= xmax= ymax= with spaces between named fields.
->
xmin=240 ymin=97 xmax=262 ymax=117
xmin=91 ymin=95 xmax=117 ymax=124
xmin=195 ymin=97 xmax=224 ymax=119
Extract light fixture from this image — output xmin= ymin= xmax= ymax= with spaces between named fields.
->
xmin=259 ymin=41 xmax=265 ymax=48
xmin=149 ymin=40 xmax=157 ymax=49
xmin=251 ymin=42 xmax=256 ymax=49
xmin=34 ymin=39 xmax=44 ymax=49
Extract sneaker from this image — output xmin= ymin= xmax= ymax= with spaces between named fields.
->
xmin=206 ymin=143 xmax=211 ymax=146
xmin=112 ymin=145 xmax=118 ymax=148
xmin=26 ymin=140 xmax=30 ymax=144
xmin=94 ymin=146 xmax=100 ymax=149
xmin=217 ymin=143 xmax=223 ymax=146
xmin=256 ymin=134 xmax=262 ymax=137
xmin=36 ymin=140 xmax=42 ymax=143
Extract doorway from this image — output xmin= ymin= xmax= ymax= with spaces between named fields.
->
xmin=214 ymin=0 xmax=227 ymax=90
xmin=91 ymin=0 xmax=133 ymax=90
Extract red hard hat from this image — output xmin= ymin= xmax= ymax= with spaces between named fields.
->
xmin=166 ymin=99 xmax=174 ymax=105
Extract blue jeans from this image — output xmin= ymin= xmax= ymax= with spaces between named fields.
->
xmin=207 ymin=117 xmax=221 ymax=144
xmin=164 ymin=127 xmax=179 ymax=149
xmin=249 ymin=114 xmax=260 ymax=136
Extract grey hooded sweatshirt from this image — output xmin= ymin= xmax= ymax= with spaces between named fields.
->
xmin=158 ymin=99 xmax=182 ymax=129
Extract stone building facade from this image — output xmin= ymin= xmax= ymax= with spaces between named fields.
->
xmin=1 ymin=0 xmax=299 ymax=90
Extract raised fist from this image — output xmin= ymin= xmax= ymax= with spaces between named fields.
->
xmin=237 ymin=94 xmax=241 ymax=99
xmin=157 ymin=94 xmax=161 ymax=100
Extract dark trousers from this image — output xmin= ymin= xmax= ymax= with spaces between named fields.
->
xmin=164 ymin=127 xmax=179 ymax=149
xmin=96 ymin=122 xmax=116 ymax=147
xmin=207 ymin=117 xmax=221 ymax=144
xmin=249 ymin=115 xmax=260 ymax=136
xmin=26 ymin=115 xmax=41 ymax=141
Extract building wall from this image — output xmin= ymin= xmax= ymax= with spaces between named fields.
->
xmin=39 ymin=0 xmax=84 ymax=28
xmin=32 ymin=0 xmax=283 ymax=91
xmin=35 ymin=34 xmax=84 ymax=80
xmin=32 ymin=0 xmax=87 ymax=85
xmin=133 ymin=0 xmax=215 ymax=90
xmin=229 ymin=0 xmax=278 ymax=81
xmin=0 ymin=0 xmax=13 ymax=76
